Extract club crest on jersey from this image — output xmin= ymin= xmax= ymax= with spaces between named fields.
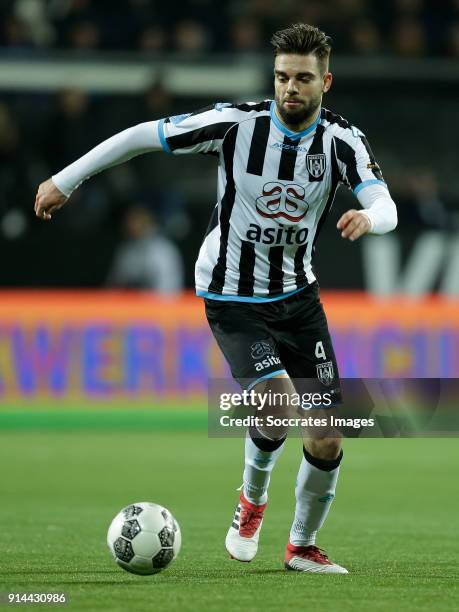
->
xmin=306 ymin=154 xmax=326 ymax=178
xmin=251 ymin=341 xmax=275 ymax=360
xmin=255 ymin=182 xmax=308 ymax=222
xmin=316 ymin=361 xmax=334 ymax=386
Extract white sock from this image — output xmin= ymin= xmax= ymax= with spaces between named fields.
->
xmin=289 ymin=450 xmax=342 ymax=546
xmin=242 ymin=431 xmax=285 ymax=505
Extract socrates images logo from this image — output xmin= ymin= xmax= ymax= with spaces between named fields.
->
xmin=255 ymin=182 xmax=309 ymax=222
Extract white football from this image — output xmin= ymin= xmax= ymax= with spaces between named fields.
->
xmin=107 ymin=502 xmax=181 ymax=575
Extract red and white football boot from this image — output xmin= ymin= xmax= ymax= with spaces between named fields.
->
xmin=225 ymin=492 xmax=266 ymax=562
xmin=284 ymin=541 xmax=348 ymax=573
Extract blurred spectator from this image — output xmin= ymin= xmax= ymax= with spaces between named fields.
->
xmin=294 ymin=2 xmax=329 ymax=29
xmin=1 ymin=14 xmax=34 ymax=50
xmin=45 ymin=89 xmax=99 ymax=170
xmin=0 ymin=0 xmax=458 ymax=290
xmin=404 ymin=169 xmax=455 ymax=231
xmin=334 ymin=0 xmax=368 ymax=17
xmin=0 ymin=102 xmax=20 ymax=163
xmin=0 ymin=0 xmax=457 ymax=56
xmin=128 ymin=0 xmax=155 ymax=12
xmin=40 ymin=89 xmax=111 ymax=232
xmin=392 ymin=18 xmax=427 ymax=56
xmin=349 ymin=19 xmax=382 ymax=55
xmin=67 ymin=21 xmax=100 ymax=50
xmin=230 ymin=18 xmax=263 ymax=53
xmin=107 ymin=205 xmax=184 ymax=293
xmin=50 ymin=0 xmax=100 ymax=49
xmin=108 ymin=81 xmax=190 ymax=240
xmin=392 ymin=0 xmax=424 ymax=15
xmin=173 ymin=19 xmax=211 ymax=53
xmin=138 ymin=25 xmax=168 ymax=53
xmin=142 ymin=80 xmax=175 ymax=119
xmin=14 ymin=0 xmax=54 ymax=47
xmin=391 ymin=169 xmax=455 ymax=231
xmin=0 ymin=102 xmax=28 ymax=237
xmin=107 ymin=79 xmax=178 ymax=139
xmin=446 ymin=22 xmax=459 ymax=56
xmin=240 ymin=0 xmax=297 ymax=19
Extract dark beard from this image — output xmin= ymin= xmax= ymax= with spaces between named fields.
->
xmin=275 ymin=94 xmax=321 ymax=129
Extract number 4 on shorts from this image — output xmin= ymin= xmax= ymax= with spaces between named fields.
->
xmin=315 ymin=340 xmax=326 ymax=361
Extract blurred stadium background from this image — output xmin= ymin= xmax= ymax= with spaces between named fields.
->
xmin=0 ymin=0 xmax=458 ymax=405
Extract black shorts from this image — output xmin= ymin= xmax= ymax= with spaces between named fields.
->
xmin=205 ymin=282 xmax=341 ymax=398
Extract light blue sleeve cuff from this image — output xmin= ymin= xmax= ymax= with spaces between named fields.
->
xmin=353 ymin=179 xmax=386 ymax=194
xmin=158 ymin=119 xmax=172 ymax=154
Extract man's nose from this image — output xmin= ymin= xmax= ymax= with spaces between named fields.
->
xmin=287 ymin=79 xmax=299 ymax=93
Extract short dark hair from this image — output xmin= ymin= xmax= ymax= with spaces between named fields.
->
xmin=271 ymin=23 xmax=332 ymax=69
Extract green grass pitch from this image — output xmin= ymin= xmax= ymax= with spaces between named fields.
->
xmin=0 ymin=412 xmax=458 ymax=612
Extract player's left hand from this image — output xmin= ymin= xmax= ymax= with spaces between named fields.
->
xmin=336 ymin=209 xmax=371 ymax=241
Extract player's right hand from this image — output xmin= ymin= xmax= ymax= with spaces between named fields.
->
xmin=34 ymin=178 xmax=68 ymax=221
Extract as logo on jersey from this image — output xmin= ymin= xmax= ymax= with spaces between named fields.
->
xmin=306 ymin=154 xmax=326 ymax=178
xmin=251 ymin=341 xmax=275 ymax=359
xmin=255 ymin=182 xmax=309 ymax=222
xmin=251 ymin=342 xmax=281 ymax=372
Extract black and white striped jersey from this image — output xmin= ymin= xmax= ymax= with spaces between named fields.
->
xmin=159 ymin=100 xmax=386 ymax=302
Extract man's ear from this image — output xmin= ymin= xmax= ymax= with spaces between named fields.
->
xmin=323 ymin=72 xmax=333 ymax=93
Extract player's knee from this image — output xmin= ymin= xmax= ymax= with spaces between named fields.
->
xmin=249 ymin=423 xmax=287 ymax=448
xmin=256 ymin=422 xmax=289 ymax=443
xmin=253 ymin=373 xmax=296 ymax=403
xmin=252 ymin=374 xmax=296 ymax=440
xmin=305 ymin=436 xmax=342 ymax=460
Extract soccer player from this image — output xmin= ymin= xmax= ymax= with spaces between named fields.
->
xmin=35 ymin=24 xmax=397 ymax=573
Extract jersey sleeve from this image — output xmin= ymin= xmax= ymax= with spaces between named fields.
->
xmin=333 ymin=127 xmax=387 ymax=194
xmin=158 ymin=103 xmax=242 ymax=155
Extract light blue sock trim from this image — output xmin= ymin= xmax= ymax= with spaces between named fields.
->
xmin=158 ymin=118 xmax=172 ymax=153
